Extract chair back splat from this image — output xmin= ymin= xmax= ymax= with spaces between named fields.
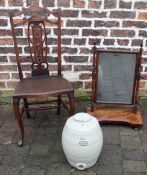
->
xmin=9 ymin=5 xmax=62 ymax=78
xmin=9 ymin=6 xmax=76 ymax=146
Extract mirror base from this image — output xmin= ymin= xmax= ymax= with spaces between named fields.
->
xmin=87 ymin=106 xmax=143 ymax=128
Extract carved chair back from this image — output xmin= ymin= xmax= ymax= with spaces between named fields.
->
xmin=9 ymin=6 xmax=61 ymax=80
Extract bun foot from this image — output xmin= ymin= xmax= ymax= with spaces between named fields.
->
xmin=18 ymin=140 xmax=23 ymax=146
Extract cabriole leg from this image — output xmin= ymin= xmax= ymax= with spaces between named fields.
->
xmin=13 ymin=97 xmax=24 ymax=146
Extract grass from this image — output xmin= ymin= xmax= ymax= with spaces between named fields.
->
xmin=75 ymin=90 xmax=91 ymax=101
xmin=0 ymin=93 xmax=12 ymax=105
xmin=0 ymin=89 xmax=147 ymax=105
xmin=139 ymin=90 xmax=147 ymax=99
xmin=0 ymin=90 xmax=91 ymax=105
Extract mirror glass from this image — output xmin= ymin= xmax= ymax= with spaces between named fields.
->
xmin=97 ymin=52 xmax=136 ymax=104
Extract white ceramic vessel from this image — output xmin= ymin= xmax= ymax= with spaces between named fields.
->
xmin=62 ymin=113 xmax=103 ymax=170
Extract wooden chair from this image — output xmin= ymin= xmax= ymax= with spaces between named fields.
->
xmin=9 ymin=6 xmax=76 ymax=146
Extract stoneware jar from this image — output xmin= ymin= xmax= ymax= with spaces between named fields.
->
xmin=62 ymin=112 xmax=103 ymax=170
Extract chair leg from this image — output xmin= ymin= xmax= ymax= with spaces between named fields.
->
xmin=57 ymin=95 xmax=61 ymax=115
xmin=13 ymin=97 xmax=24 ymax=146
xmin=24 ymin=98 xmax=30 ymax=118
xmin=68 ymin=91 xmax=76 ymax=116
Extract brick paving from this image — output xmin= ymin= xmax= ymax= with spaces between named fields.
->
xmin=0 ymin=101 xmax=147 ymax=175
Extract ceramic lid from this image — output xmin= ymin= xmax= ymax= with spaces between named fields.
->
xmin=66 ymin=113 xmax=99 ymax=132
xmin=73 ymin=112 xmax=91 ymax=122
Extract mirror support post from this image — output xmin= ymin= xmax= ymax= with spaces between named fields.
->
xmin=133 ymin=44 xmax=143 ymax=113
xmin=91 ymin=40 xmax=96 ymax=112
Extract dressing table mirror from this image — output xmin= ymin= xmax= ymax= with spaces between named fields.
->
xmin=88 ymin=42 xmax=143 ymax=128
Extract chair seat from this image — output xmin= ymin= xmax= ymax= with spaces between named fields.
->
xmin=13 ymin=76 xmax=74 ymax=97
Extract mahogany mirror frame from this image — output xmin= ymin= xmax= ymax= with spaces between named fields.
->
xmin=88 ymin=42 xmax=143 ymax=128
